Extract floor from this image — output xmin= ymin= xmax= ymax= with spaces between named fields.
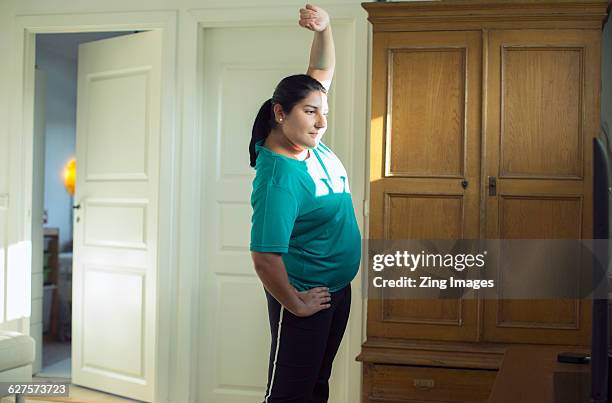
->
xmin=0 ymin=341 xmax=141 ymax=403
xmin=39 ymin=341 xmax=71 ymax=378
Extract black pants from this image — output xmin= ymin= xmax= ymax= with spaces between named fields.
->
xmin=263 ymin=284 xmax=351 ymax=403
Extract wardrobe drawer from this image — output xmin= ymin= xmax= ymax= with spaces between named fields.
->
xmin=368 ymin=364 xmax=497 ymax=403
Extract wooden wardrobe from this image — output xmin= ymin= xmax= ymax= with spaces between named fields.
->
xmin=359 ymin=1 xmax=610 ymax=402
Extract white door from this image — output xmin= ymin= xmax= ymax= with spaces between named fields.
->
xmin=72 ymin=30 xmax=162 ymax=402
xmin=198 ymin=25 xmax=353 ymax=403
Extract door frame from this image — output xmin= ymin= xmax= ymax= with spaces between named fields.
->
xmin=9 ymin=11 xmax=179 ymax=403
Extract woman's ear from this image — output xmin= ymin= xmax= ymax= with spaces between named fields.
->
xmin=273 ymin=103 xmax=286 ymax=124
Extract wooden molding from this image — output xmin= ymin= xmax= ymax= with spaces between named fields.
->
xmin=357 ymin=338 xmax=506 ymax=369
xmin=362 ymin=0 xmax=610 ymax=31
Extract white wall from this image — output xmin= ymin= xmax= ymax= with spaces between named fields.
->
xmin=0 ymin=0 xmax=22 ymax=331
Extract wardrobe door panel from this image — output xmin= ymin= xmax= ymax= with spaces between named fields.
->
xmin=369 ymin=31 xmax=481 ymax=342
xmin=483 ymin=29 xmax=599 ymax=344
xmin=387 ymin=48 xmax=465 ymax=177
xmin=501 ymin=47 xmax=583 ymax=178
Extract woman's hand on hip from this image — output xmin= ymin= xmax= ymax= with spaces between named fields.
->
xmin=299 ymin=4 xmax=330 ymax=32
xmin=293 ymin=286 xmax=331 ymax=317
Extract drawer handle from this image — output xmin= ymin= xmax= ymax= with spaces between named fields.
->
xmin=413 ymin=378 xmax=435 ymax=389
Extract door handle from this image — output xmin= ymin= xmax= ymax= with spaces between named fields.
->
xmin=488 ymin=176 xmax=497 ymax=196
xmin=73 ymin=204 xmax=81 ymax=210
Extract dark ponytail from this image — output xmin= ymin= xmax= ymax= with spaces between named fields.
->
xmin=249 ymin=99 xmax=274 ymax=168
xmin=249 ymin=74 xmax=326 ymax=168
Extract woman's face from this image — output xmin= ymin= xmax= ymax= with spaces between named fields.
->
xmin=276 ymin=90 xmax=328 ymax=150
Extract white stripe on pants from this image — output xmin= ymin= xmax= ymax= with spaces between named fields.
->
xmin=265 ymin=306 xmax=284 ymax=403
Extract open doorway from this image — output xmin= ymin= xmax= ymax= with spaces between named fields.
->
xmin=11 ymin=12 xmax=176 ymax=400
xmin=32 ymin=30 xmax=139 ymax=381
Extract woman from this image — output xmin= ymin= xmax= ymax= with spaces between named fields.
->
xmin=249 ymin=4 xmax=361 ymax=403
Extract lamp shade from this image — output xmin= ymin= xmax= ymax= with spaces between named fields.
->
xmin=63 ymin=158 xmax=76 ymax=196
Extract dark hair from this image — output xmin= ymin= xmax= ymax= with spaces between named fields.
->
xmin=249 ymin=74 xmax=327 ymax=168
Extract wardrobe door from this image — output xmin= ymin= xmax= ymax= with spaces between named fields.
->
xmin=368 ymin=31 xmax=482 ymax=342
xmin=483 ymin=29 xmax=599 ymax=344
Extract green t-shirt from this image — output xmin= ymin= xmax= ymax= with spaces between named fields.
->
xmin=250 ymin=142 xmax=361 ymax=292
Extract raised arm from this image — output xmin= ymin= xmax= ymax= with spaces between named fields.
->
xmin=299 ymin=4 xmax=335 ymax=91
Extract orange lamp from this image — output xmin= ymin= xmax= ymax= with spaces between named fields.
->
xmin=63 ymin=158 xmax=76 ymax=196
